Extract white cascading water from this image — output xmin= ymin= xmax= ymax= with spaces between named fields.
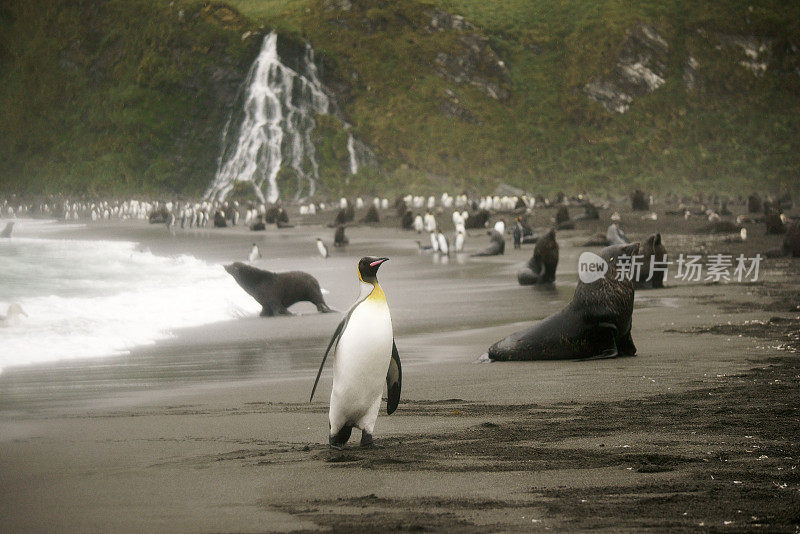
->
xmin=347 ymin=133 xmax=358 ymax=175
xmin=205 ymin=32 xmax=332 ymax=203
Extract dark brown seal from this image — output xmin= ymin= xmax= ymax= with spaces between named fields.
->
xmin=631 ymin=189 xmax=649 ymax=211
xmin=517 ymin=228 xmax=558 ymax=285
xmin=224 ymin=262 xmax=333 ymax=317
xmin=635 ymin=233 xmax=667 ymax=289
xmin=487 ymin=242 xmax=639 ymax=360
xmin=471 ymin=229 xmax=505 ymax=256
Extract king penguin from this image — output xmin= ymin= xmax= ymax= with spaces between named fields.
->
xmin=316 ymin=238 xmax=329 ymax=259
xmin=248 ymin=243 xmax=262 ymax=263
xmin=310 ymin=256 xmax=401 ymax=449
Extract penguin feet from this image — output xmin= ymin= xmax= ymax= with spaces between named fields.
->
xmin=360 ymin=432 xmax=383 ymax=448
xmin=360 ymin=432 xmax=374 ymax=448
xmin=329 ymin=425 xmax=353 ymax=449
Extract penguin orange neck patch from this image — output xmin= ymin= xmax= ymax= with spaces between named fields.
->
xmin=368 ymin=283 xmax=386 ymax=303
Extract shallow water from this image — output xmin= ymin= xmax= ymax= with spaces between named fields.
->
xmin=0 ymin=220 xmax=712 ymax=408
xmin=0 ymin=220 xmax=260 ymax=370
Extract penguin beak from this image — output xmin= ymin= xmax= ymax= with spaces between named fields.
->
xmin=369 ymin=258 xmax=389 ymax=268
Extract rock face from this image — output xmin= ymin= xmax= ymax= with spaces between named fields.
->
xmin=584 ymin=24 xmax=669 ymax=113
xmin=715 ymin=33 xmax=773 ymax=77
xmin=433 ymin=34 xmax=511 ymax=101
xmin=426 ymin=8 xmax=474 ymax=33
xmin=439 ymin=89 xmax=479 ymax=124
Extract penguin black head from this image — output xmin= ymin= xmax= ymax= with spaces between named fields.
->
xmin=358 ymin=256 xmax=389 ymax=284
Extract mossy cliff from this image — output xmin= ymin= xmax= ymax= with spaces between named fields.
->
xmin=1 ymin=0 xmax=798 ymax=198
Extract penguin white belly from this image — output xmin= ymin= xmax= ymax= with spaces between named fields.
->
xmin=330 ymin=298 xmax=392 ymax=430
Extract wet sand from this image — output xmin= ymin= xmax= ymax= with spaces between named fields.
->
xmin=1 ymin=203 xmax=799 ymax=532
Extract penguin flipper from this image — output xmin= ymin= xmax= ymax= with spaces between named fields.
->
xmin=309 ymin=316 xmax=347 ymax=402
xmin=386 ymin=340 xmax=402 ymax=415
xmin=585 ymin=322 xmax=619 ymax=360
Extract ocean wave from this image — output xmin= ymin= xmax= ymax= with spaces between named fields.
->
xmin=0 ymin=237 xmax=260 ymax=368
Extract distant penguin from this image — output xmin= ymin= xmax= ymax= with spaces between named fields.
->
xmin=725 ymin=228 xmax=748 ymax=243
xmin=429 ymin=231 xmax=439 ymax=252
xmin=248 ymin=243 xmax=262 ymax=263
xmin=310 ymin=257 xmax=401 ymax=449
xmin=454 ymin=230 xmax=465 ymax=253
xmin=513 ymin=219 xmax=523 ymax=249
xmin=606 ymin=223 xmax=630 ymax=245
xmin=437 ymin=231 xmax=449 ymax=256
xmin=1 ymin=222 xmax=13 ymax=238
xmin=493 ymin=220 xmax=505 ymax=235
xmin=413 ymin=214 xmax=424 ymax=233
xmin=424 ymin=212 xmax=437 ymax=233
xmin=0 ymin=303 xmax=27 ymax=326
xmin=317 ymin=238 xmax=329 ymax=259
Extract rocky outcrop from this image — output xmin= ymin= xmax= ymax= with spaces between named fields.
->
xmin=433 ymin=34 xmax=510 ymax=101
xmin=683 ymin=55 xmax=699 ymax=90
xmin=425 ymin=8 xmax=474 ymax=33
xmin=584 ymin=24 xmax=668 ymax=113
xmin=714 ymin=33 xmax=772 ymax=77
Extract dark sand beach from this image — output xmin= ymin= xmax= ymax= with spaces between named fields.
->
xmin=1 ymin=204 xmax=799 ymax=532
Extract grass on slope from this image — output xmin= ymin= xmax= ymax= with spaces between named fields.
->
xmin=0 ymin=0 xmax=256 ymax=197
xmin=227 ymin=0 xmax=800 ymax=197
xmin=1 ymin=0 xmax=798 ymax=198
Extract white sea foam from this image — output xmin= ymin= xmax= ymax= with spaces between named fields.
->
xmin=0 ymin=237 xmax=261 ymax=370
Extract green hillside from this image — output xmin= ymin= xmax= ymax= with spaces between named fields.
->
xmin=1 ymin=0 xmax=798 ymax=198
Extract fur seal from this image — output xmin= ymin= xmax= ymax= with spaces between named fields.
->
xmin=487 ymin=242 xmax=640 ymax=361
xmin=401 ymin=210 xmax=414 ymax=230
xmin=748 ymin=193 xmax=762 ymax=214
xmin=783 ymin=222 xmax=800 ymax=257
xmin=334 ymin=225 xmax=349 ymax=247
xmin=555 ymin=206 xmax=575 ymax=230
xmin=224 ymin=262 xmax=333 ymax=316
xmin=1 ymin=222 xmax=13 ymax=238
xmin=361 ymin=205 xmax=380 ymax=223
xmin=631 ymin=189 xmax=649 ymax=211
xmin=764 ymin=204 xmax=786 ymax=235
xmin=264 ymin=205 xmax=280 ymax=223
xmin=148 ymin=206 xmax=170 ymax=224
xmin=213 ymin=210 xmax=227 ymax=228
xmin=635 ymin=233 xmax=667 ymax=289
xmin=765 ymin=221 xmax=800 ymax=258
xmin=694 ymin=220 xmax=741 ymax=234
xmin=573 ymin=202 xmax=599 ymax=221
xmin=517 ymin=228 xmax=558 ymax=285
xmin=465 ymin=209 xmax=490 ymax=229
xmin=250 ymin=216 xmax=266 ymax=231
xmin=471 ymin=229 xmax=505 ymax=257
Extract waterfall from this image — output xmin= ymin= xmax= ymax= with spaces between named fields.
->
xmin=205 ymin=32 xmax=331 ymax=203
xmin=347 ymin=133 xmax=359 ymax=175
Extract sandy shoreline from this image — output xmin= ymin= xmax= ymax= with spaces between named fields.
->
xmin=1 ymin=205 xmax=799 ymax=531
